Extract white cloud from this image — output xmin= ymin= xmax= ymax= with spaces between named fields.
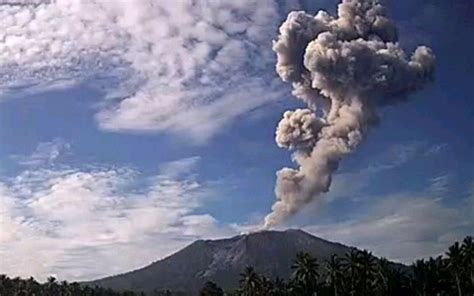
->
xmin=0 ymin=1 xmax=49 ymax=4
xmin=10 ymin=138 xmax=70 ymax=167
xmin=364 ymin=142 xmax=422 ymax=173
xmin=424 ymin=143 xmax=449 ymax=156
xmin=0 ymin=0 xmax=294 ymax=142
xmin=159 ymin=156 xmax=201 ymax=179
xmin=427 ymin=174 xmax=451 ymax=197
xmin=304 ymin=191 xmax=473 ymax=264
xmin=320 ymin=142 xmax=451 ymax=203
xmin=0 ymin=163 xmax=236 ymax=281
xmin=323 ymin=142 xmax=423 ymax=202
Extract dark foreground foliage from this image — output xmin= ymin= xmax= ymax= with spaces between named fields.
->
xmin=0 ymin=275 xmax=173 ymax=295
xmin=1 ymin=236 xmax=472 ymax=295
xmin=224 ymin=235 xmax=473 ymax=296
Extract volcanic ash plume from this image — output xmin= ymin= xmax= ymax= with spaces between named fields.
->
xmin=264 ymin=0 xmax=435 ymax=228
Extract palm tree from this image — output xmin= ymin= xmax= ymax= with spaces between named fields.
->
xmin=342 ymin=248 xmax=361 ymax=296
xmin=259 ymin=275 xmax=274 ymax=295
xmin=11 ymin=276 xmax=23 ymax=295
xmin=425 ymin=256 xmax=449 ymax=295
xmin=462 ymin=236 xmax=474 ymax=292
xmin=23 ymin=277 xmax=38 ymax=295
xmin=239 ymin=266 xmax=261 ymax=296
xmin=272 ymin=277 xmax=288 ymax=296
xmin=291 ymin=252 xmax=319 ymax=295
xmin=375 ymin=258 xmax=390 ymax=295
xmin=46 ymin=276 xmax=59 ymax=295
xmin=325 ymin=254 xmax=343 ymax=296
xmin=390 ymin=268 xmax=410 ymax=295
xmin=446 ymin=242 xmax=463 ymax=296
xmin=70 ymin=282 xmax=82 ymax=295
xmin=375 ymin=258 xmax=410 ymax=296
xmin=0 ymin=274 xmax=6 ymax=295
xmin=357 ymin=250 xmax=377 ymax=295
xmin=412 ymin=259 xmax=428 ymax=296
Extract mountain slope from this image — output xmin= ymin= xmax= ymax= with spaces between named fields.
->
xmin=88 ymin=229 xmax=356 ymax=294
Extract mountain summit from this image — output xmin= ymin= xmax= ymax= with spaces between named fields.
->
xmin=89 ymin=229 xmax=352 ymax=294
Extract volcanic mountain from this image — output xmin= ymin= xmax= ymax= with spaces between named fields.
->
xmin=88 ymin=229 xmax=361 ymax=294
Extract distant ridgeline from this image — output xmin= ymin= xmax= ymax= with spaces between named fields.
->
xmin=2 ymin=230 xmax=471 ymax=295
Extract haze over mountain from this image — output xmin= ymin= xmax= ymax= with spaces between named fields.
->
xmin=89 ymin=229 xmax=387 ymax=294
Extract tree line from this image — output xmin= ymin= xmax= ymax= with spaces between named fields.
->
xmin=0 ymin=275 xmax=140 ymax=295
xmin=0 ymin=236 xmax=472 ymax=295
xmin=0 ymin=275 xmax=174 ymax=295
xmin=202 ymin=236 xmax=473 ymax=296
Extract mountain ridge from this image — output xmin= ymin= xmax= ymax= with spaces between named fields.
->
xmin=87 ymin=229 xmax=389 ymax=294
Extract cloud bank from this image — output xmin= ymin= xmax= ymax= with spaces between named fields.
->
xmin=306 ymin=191 xmax=473 ymax=264
xmin=0 ymin=0 xmax=305 ymax=142
xmin=0 ymin=145 xmax=235 ymax=280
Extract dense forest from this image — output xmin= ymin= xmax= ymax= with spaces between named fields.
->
xmin=1 ymin=236 xmax=472 ymax=295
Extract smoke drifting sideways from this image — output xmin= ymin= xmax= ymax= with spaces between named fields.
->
xmin=264 ymin=0 xmax=435 ymax=228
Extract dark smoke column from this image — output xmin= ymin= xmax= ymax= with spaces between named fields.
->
xmin=265 ymin=0 xmax=435 ymax=228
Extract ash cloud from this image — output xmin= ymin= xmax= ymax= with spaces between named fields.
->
xmin=265 ymin=0 xmax=435 ymax=228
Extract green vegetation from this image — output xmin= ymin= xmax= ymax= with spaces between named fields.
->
xmin=0 ymin=275 xmax=141 ymax=295
xmin=1 ymin=236 xmax=472 ymax=295
xmin=224 ymin=235 xmax=474 ymax=296
xmin=0 ymin=275 xmax=174 ymax=295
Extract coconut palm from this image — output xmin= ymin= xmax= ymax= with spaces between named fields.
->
xmin=325 ymin=254 xmax=343 ymax=296
xmin=446 ymin=241 xmax=464 ymax=296
xmin=291 ymin=252 xmax=319 ymax=295
xmin=462 ymin=236 xmax=474 ymax=292
xmin=375 ymin=258 xmax=410 ymax=296
xmin=239 ymin=266 xmax=261 ymax=296
xmin=342 ymin=248 xmax=362 ymax=296
xmin=259 ymin=275 xmax=274 ymax=295
xmin=271 ymin=277 xmax=289 ymax=296
xmin=357 ymin=250 xmax=378 ymax=295
xmin=70 ymin=282 xmax=83 ymax=295
xmin=412 ymin=259 xmax=428 ymax=296
xmin=46 ymin=276 xmax=59 ymax=295
xmin=374 ymin=258 xmax=391 ymax=295
xmin=425 ymin=256 xmax=450 ymax=295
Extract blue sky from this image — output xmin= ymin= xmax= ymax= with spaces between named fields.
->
xmin=0 ymin=0 xmax=473 ymax=281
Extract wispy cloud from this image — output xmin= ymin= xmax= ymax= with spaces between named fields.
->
xmin=305 ymin=190 xmax=473 ymax=263
xmin=159 ymin=156 xmax=201 ymax=179
xmin=324 ymin=142 xmax=423 ymax=202
xmin=427 ymin=174 xmax=451 ymax=197
xmin=0 ymin=159 xmax=236 ymax=281
xmin=0 ymin=0 xmax=291 ymax=143
xmin=365 ymin=142 xmax=422 ymax=173
xmin=424 ymin=143 xmax=449 ymax=156
xmin=0 ymin=0 xmax=50 ymax=5
xmin=10 ymin=138 xmax=70 ymax=167
xmin=321 ymin=142 xmax=452 ymax=203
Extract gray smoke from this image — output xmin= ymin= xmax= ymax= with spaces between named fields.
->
xmin=265 ymin=0 xmax=435 ymax=228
